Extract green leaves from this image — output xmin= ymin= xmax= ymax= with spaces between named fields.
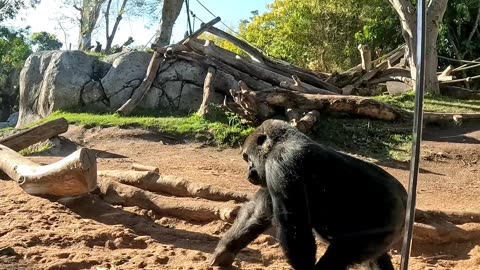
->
xmin=237 ymin=0 xmax=402 ymax=72
xmin=31 ymin=32 xmax=63 ymax=51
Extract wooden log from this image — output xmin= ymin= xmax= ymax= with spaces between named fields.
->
xmin=439 ymin=85 xmax=480 ymax=100
xmin=204 ymin=27 xmax=340 ymax=93
xmin=98 ymin=170 xmax=250 ymax=203
xmin=177 ymin=51 xmax=272 ymax=91
xmin=206 ymin=26 xmax=265 ymax=63
xmin=97 ymin=178 xmax=240 ymax=222
xmin=352 ymin=61 xmax=389 ymax=88
xmin=423 ymin=112 xmax=480 ymax=124
xmin=185 ymin=39 xmax=338 ymax=95
xmin=115 ymin=52 xmax=165 ymax=116
xmin=358 ymin=44 xmax=372 ymax=71
xmin=416 ymin=209 xmax=480 ymax=225
xmin=131 ymin=163 xmax=160 ymax=173
xmin=413 ymin=220 xmax=480 ymax=244
xmin=0 ymin=145 xmax=97 ymax=197
xmin=279 ymin=75 xmax=334 ymax=95
xmin=0 ymin=118 xmax=68 ymax=152
xmin=294 ymin=110 xmax=320 ymax=134
xmin=230 ymin=87 xmax=408 ymax=121
xmin=197 ymin=65 xmax=217 ymax=117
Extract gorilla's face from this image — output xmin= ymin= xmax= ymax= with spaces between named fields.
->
xmin=241 ymin=133 xmax=268 ymax=186
xmin=242 ymin=152 xmax=264 ymax=186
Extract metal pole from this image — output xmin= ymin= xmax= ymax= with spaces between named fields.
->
xmin=400 ymin=0 xmax=426 ymax=269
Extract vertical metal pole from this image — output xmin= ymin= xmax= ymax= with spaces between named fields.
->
xmin=400 ymin=0 xmax=427 ymax=269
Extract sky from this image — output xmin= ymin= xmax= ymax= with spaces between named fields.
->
xmin=6 ymin=0 xmax=272 ymax=50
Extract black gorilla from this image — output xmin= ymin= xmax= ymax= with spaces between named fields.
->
xmin=210 ymin=119 xmax=407 ymax=270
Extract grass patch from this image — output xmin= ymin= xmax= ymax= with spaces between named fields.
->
xmin=44 ymin=110 xmax=254 ymax=147
xmin=312 ymin=118 xmax=412 ymax=162
xmin=374 ymin=91 xmax=480 ymax=113
xmin=19 ymin=140 xmax=54 ymax=156
xmin=0 ymin=127 xmax=14 ymax=136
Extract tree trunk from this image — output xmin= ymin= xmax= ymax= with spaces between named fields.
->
xmin=77 ymin=0 xmax=105 ymax=50
xmin=388 ymin=0 xmax=447 ymax=95
xmin=153 ymin=0 xmax=184 ymax=47
xmin=105 ymin=0 xmax=128 ymax=52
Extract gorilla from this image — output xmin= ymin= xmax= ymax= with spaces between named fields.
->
xmin=210 ymin=119 xmax=407 ymax=270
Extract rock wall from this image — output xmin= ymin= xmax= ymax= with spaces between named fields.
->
xmin=16 ymin=50 xmax=227 ymax=128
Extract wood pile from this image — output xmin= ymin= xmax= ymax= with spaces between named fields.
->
xmin=114 ymin=17 xmax=480 ymax=131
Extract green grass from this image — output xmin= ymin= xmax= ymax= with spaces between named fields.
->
xmin=312 ymin=118 xmax=412 ymax=162
xmin=0 ymin=127 xmax=14 ymax=136
xmin=43 ymin=110 xmax=254 ymax=147
xmin=374 ymin=91 xmax=480 ymax=113
xmin=19 ymin=141 xmax=54 ymax=156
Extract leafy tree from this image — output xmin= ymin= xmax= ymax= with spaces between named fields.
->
xmin=0 ymin=0 xmax=40 ymax=21
xmin=237 ymin=0 xmax=402 ymax=72
xmin=31 ymin=31 xmax=63 ymax=51
xmin=0 ymin=27 xmax=32 ymax=76
xmin=438 ymin=0 xmax=480 ymax=64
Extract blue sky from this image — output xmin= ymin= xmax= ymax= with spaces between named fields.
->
xmin=7 ymin=0 xmax=272 ymax=50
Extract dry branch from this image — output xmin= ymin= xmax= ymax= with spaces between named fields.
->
xmin=0 ymin=118 xmax=68 ymax=151
xmin=0 ymin=145 xmax=97 ymax=197
xmin=98 ymin=170 xmax=250 ymax=203
xmin=97 ymin=177 xmax=240 ymax=222
xmin=131 ymin=163 xmax=160 ymax=173
xmin=197 ymin=65 xmax=217 ymax=117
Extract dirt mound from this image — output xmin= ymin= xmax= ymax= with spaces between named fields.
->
xmin=1 ymin=124 xmax=479 ymax=269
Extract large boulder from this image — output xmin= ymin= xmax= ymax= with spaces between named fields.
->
xmin=16 ymin=50 xmax=231 ymax=127
xmin=17 ymin=51 xmax=96 ymax=127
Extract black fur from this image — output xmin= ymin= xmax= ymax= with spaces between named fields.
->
xmin=210 ymin=119 xmax=407 ymax=270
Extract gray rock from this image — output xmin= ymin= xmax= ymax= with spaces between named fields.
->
xmin=17 ymin=50 xmax=95 ymax=127
xmin=157 ymin=60 xmax=206 ymax=85
xmin=139 ymin=87 xmax=163 ymax=109
xmin=7 ymin=112 xmax=18 ymax=127
xmin=160 ymin=81 xmax=183 ymax=108
xmin=101 ymin=51 xmax=152 ymax=108
xmin=0 ymin=122 xmax=9 ymax=129
xmin=82 ymin=81 xmax=105 ymax=104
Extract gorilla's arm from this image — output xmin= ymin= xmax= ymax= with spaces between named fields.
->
xmin=210 ymin=188 xmax=272 ymax=266
xmin=268 ymin=165 xmax=316 ymax=270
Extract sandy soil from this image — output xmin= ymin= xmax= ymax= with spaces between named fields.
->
xmin=0 ymin=124 xmax=479 ymax=270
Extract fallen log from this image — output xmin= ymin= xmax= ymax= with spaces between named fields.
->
xmin=416 ymin=209 xmax=480 ymax=225
xmin=294 ymin=110 xmax=320 ymax=134
xmin=423 ymin=112 xmax=480 ymax=124
xmin=131 ymin=163 xmax=160 ymax=173
xmin=0 ymin=144 xmax=97 ymax=197
xmin=230 ymin=87 xmax=408 ymax=122
xmin=97 ymin=178 xmax=240 ymax=223
xmin=0 ymin=117 xmax=68 ymax=152
xmin=439 ymin=85 xmax=480 ymax=100
xmin=413 ymin=221 xmax=480 ymax=244
xmin=98 ymin=170 xmax=250 ymax=203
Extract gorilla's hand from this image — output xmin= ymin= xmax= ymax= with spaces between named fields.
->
xmin=209 ymin=245 xmax=236 ymax=266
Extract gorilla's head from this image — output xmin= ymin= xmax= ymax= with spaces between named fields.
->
xmin=241 ymin=119 xmax=294 ymax=186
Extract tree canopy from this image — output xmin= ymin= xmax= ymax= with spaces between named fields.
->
xmin=236 ymin=0 xmax=403 ymax=72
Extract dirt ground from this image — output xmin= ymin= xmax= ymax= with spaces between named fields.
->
xmin=0 ymin=123 xmax=479 ymax=270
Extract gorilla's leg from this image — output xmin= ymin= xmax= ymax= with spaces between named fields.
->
xmin=315 ymin=238 xmax=395 ymax=270
xmin=376 ymin=253 xmax=395 ymax=270
xmin=210 ymin=188 xmax=272 ymax=266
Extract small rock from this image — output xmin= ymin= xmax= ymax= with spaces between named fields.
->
xmin=155 ymin=256 xmax=169 ymax=264
xmin=0 ymin=247 xmax=18 ymax=257
xmin=137 ymin=260 xmax=147 ymax=268
xmin=7 ymin=112 xmax=18 ymax=127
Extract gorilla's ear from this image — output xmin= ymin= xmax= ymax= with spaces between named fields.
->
xmin=256 ymin=134 xmax=267 ymax=145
